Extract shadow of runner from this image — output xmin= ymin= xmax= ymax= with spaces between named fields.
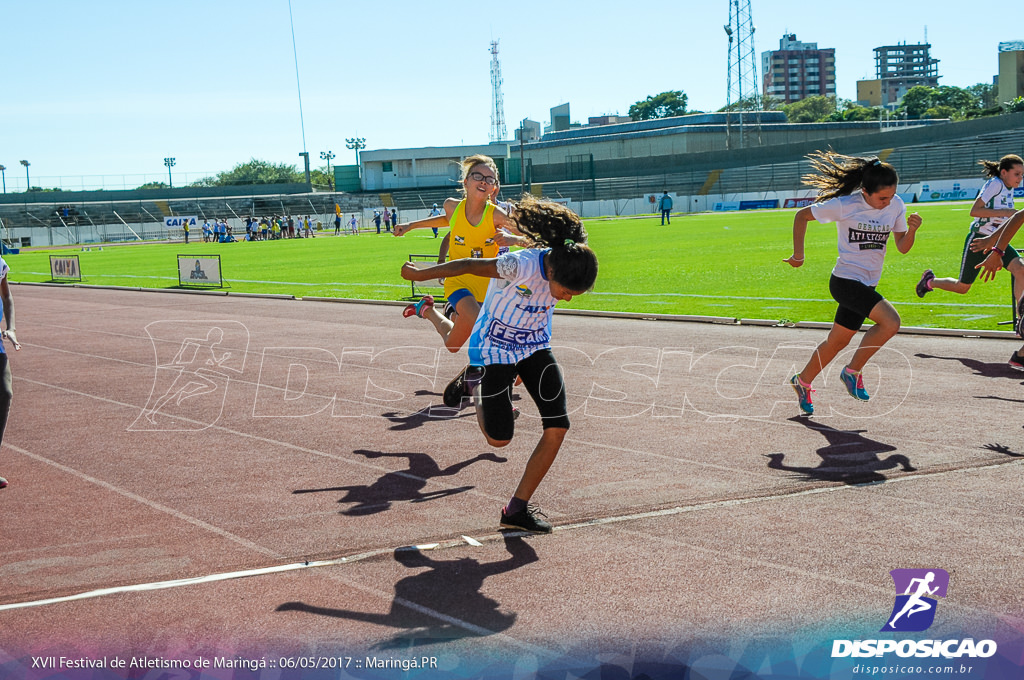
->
xmin=766 ymin=417 xmax=916 ymax=484
xmin=914 ymin=352 xmax=1020 ymax=379
xmin=276 ymin=537 xmax=538 ymax=648
xmin=293 ymin=449 xmax=507 ymax=515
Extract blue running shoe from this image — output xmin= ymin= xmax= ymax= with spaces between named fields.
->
xmin=790 ymin=374 xmax=814 ymax=415
xmin=840 ymin=367 xmax=870 ymax=401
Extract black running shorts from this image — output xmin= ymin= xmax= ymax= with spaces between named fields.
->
xmin=829 ymin=274 xmax=884 ymax=331
xmin=473 ymin=348 xmax=570 ymax=442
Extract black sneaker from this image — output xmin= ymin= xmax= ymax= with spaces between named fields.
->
xmin=442 ymin=366 xmax=468 ymax=408
xmin=915 ymin=269 xmax=934 ymax=298
xmin=1010 ymin=351 xmax=1024 ymax=372
xmin=500 ymin=503 xmax=552 ymax=534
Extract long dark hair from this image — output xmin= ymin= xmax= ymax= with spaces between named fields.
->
xmin=978 ymin=154 xmax=1024 ymax=178
xmin=512 ymin=195 xmax=598 ymax=293
xmin=803 ymin=150 xmax=899 ymax=201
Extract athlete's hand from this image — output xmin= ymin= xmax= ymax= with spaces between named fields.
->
xmin=392 ymin=223 xmax=409 ymax=237
xmin=783 ymin=255 xmax=805 ymax=268
xmin=400 ymin=262 xmax=429 ymax=281
xmin=907 ymin=213 xmax=922 ymax=230
xmin=1 ymin=329 xmax=20 ymax=350
xmin=494 ymin=229 xmax=527 ymax=248
xmin=969 ymin=233 xmax=996 ymax=253
xmin=975 ymin=251 xmax=1003 ymax=282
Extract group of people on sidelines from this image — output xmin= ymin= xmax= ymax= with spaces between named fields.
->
xmin=243 ymin=215 xmax=319 ymax=241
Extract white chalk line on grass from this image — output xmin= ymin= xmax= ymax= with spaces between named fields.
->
xmin=16 ymin=273 xmax=1013 ymax=308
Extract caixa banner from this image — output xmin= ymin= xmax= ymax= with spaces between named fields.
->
xmin=164 ymin=216 xmax=198 ymax=229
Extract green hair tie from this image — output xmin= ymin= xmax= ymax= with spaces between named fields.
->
xmin=563 ymin=239 xmax=574 ymax=247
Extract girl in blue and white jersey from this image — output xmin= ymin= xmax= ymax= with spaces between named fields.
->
xmin=401 ymin=196 xmax=598 ymax=533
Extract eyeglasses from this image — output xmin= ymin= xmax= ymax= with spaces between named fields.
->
xmin=468 ymin=171 xmax=498 ymax=186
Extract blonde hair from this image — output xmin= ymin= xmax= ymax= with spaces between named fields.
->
xmin=459 ymin=154 xmax=499 ymax=183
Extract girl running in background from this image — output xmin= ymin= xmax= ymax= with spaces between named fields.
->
xmin=917 ymin=154 xmax=1024 ymax=369
xmin=784 ymin=151 xmax=923 ymax=415
xmin=393 ymin=155 xmax=526 ymax=405
xmin=974 ymin=208 xmax=1024 ymax=341
xmin=401 ymin=196 xmax=599 ymax=533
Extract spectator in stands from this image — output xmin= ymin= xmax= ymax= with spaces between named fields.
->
xmin=0 ymin=254 xmax=20 ymax=490
xmin=785 ymin=151 xmax=921 ymax=416
xmin=916 ymin=155 xmax=1024 ymax=370
xmin=658 ymin=191 xmax=673 ymax=225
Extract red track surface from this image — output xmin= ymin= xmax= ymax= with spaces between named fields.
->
xmin=1 ymin=285 xmax=1022 ymax=678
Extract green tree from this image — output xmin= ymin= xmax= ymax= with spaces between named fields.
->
xmin=718 ymin=94 xmax=767 ymax=112
xmin=629 ymin=90 xmax=688 ymax=120
xmin=967 ymin=82 xmax=996 ymax=109
xmin=781 ymin=95 xmax=836 ymax=123
xmin=213 ymin=159 xmax=304 ymax=186
xmin=136 ymin=181 xmax=169 ymax=190
xmin=898 ymin=86 xmax=936 ymax=119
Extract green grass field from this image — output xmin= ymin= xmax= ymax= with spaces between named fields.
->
xmin=10 ymin=202 xmax=1019 ymax=330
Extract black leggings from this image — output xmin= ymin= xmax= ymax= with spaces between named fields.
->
xmin=472 ymin=348 xmax=570 ymax=442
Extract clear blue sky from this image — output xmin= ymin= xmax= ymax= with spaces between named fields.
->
xmin=1 ymin=1 xmax=1011 ymax=190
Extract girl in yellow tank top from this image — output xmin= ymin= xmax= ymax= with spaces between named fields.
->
xmin=391 ymin=155 xmax=528 ymax=403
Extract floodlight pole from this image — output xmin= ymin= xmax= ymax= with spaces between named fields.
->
xmin=345 ymin=137 xmax=366 ymax=180
xmin=519 ymin=120 xmax=526 ymax=195
xmin=0 ymin=166 xmax=6 ymax=194
xmin=163 ymin=157 xmax=176 ymax=188
xmin=19 ymin=160 xmax=30 ymax=192
xmin=320 ymin=150 xmax=335 ymax=190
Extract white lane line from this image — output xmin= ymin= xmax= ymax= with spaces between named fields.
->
xmin=6 ymin=458 xmax=1019 ymax=615
xmin=6 ymin=442 xmax=280 ymax=559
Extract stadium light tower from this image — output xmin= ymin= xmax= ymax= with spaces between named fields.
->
xmin=163 ymin=157 xmax=176 ymax=188
xmin=724 ymin=0 xmax=760 ymax=149
xmin=19 ymin=160 xmax=30 ymax=192
xmin=489 ymin=40 xmax=507 ymax=143
xmin=345 ymin=137 xmax=366 ymax=177
xmin=0 ymin=165 xmax=6 ymax=194
xmin=320 ymin=150 xmax=335 ymax=190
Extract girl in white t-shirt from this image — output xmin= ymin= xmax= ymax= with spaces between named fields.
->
xmin=401 ymin=196 xmax=598 ymax=533
xmin=784 ymin=151 xmax=922 ymax=415
xmin=918 ymin=154 xmax=1024 ymax=369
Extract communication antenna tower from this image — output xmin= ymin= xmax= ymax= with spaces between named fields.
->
xmin=490 ymin=40 xmax=507 ymax=143
xmin=723 ymin=0 xmax=760 ymax=148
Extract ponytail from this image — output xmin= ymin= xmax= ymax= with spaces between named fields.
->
xmin=803 ymin=150 xmax=899 ymax=201
xmin=512 ymin=195 xmax=599 ymax=293
xmin=978 ymin=154 xmax=1023 ymax=178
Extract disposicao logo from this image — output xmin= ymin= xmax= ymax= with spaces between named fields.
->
xmin=882 ymin=568 xmax=948 ymax=632
xmin=830 ymin=568 xmax=997 ymax=659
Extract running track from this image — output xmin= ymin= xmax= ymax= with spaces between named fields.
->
xmin=1 ymin=285 xmax=1022 ymax=680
